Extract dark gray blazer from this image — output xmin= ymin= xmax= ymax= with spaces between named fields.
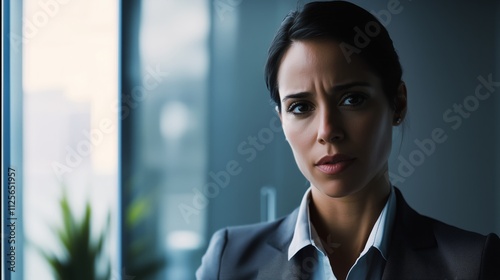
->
xmin=196 ymin=188 xmax=500 ymax=279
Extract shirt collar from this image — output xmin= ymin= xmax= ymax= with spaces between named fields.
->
xmin=288 ymin=186 xmax=396 ymax=261
xmin=288 ymin=187 xmax=315 ymax=260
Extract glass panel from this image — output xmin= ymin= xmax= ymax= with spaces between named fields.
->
xmin=22 ymin=0 xmax=119 ymax=279
xmin=131 ymin=0 xmax=210 ymax=278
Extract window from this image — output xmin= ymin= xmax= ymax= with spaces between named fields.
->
xmin=21 ymin=0 xmax=119 ymax=278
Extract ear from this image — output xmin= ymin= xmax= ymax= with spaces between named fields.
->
xmin=393 ymin=82 xmax=407 ymax=126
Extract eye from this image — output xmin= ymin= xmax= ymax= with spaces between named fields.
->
xmin=287 ymin=101 xmax=314 ymax=115
xmin=339 ymin=93 xmax=367 ymax=107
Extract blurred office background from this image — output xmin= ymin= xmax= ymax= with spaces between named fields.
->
xmin=6 ymin=0 xmax=498 ymax=279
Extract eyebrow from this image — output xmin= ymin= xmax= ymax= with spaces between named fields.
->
xmin=281 ymin=81 xmax=372 ymax=103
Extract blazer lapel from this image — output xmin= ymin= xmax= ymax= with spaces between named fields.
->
xmin=382 ymin=188 xmax=448 ymax=279
xmin=257 ymin=208 xmax=314 ymax=280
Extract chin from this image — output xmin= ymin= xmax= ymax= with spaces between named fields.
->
xmin=306 ymin=166 xmax=362 ymax=197
xmin=311 ymin=178 xmax=363 ymax=198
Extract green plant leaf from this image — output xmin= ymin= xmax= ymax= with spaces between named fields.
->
xmin=126 ymin=197 xmax=151 ymax=228
xmin=37 ymin=185 xmax=112 ymax=280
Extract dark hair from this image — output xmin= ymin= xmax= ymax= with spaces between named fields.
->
xmin=265 ymin=1 xmax=403 ymax=112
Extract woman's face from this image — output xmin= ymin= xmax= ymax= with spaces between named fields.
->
xmin=277 ymin=40 xmax=396 ymax=198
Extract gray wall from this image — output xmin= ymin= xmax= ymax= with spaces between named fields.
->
xmin=378 ymin=0 xmax=498 ymax=235
xmin=206 ymin=0 xmax=499 ymax=238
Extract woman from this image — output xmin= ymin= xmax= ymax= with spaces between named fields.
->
xmin=197 ymin=1 xmax=500 ymax=279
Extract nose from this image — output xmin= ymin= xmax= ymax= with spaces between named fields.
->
xmin=317 ymin=108 xmax=344 ymax=144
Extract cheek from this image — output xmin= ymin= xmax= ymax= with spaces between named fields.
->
xmin=283 ymin=122 xmax=303 ymax=152
xmin=282 ymin=119 xmax=316 ymax=160
xmin=283 ymin=116 xmax=316 ymax=140
xmin=354 ymin=110 xmax=393 ymax=160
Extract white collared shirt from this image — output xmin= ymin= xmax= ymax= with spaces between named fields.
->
xmin=288 ymin=186 xmax=397 ymax=280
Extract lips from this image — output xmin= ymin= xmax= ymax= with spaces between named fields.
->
xmin=316 ymin=154 xmax=355 ymax=165
xmin=315 ymin=154 xmax=356 ymax=175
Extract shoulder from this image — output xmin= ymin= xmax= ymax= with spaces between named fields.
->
xmin=424 ymin=214 xmax=497 ymax=251
xmin=223 ymin=213 xmax=292 ymax=244
xmin=396 ymin=187 xmax=498 ymax=251
xmin=213 ymin=211 xmax=296 ymax=257
xmin=392 ymin=188 xmax=500 ymax=278
xmin=425 ymin=215 xmax=500 ymax=277
xmin=429 ymin=216 xmax=494 ymax=242
xmin=203 ymin=216 xmax=287 ymax=259
xmin=196 ymin=210 xmax=298 ymax=280
xmin=394 ymin=187 xmax=495 ymax=247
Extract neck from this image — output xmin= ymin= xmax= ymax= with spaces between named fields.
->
xmin=309 ymin=170 xmax=391 ymax=255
